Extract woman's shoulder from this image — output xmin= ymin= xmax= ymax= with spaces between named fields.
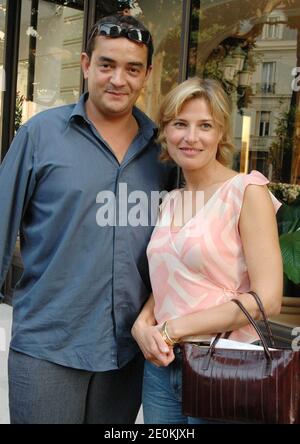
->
xmin=243 ymin=170 xmax=270 ymax=186
xmin=225 ymin=170 xmax=270 ymax=194
xmin=225 ymin=170 xmax=270 ymax=187
xmin=240 ymin=171 xmax=281 ymax=213
xmin=219 ymin=170 xmax=280 ymax=212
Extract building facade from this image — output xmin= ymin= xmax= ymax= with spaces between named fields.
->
xmin=1 ymin=0 xmax=300 ymax=302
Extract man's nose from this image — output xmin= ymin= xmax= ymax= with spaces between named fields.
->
xmin=110 ymin=69 xmax=127 ymax=87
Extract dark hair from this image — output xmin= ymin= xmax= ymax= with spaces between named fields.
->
xmin=85 ymin=15 xmax=154 ymax=68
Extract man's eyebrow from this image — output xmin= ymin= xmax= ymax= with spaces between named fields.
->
xmin=98 ymin=56 xmax=115 ymax=63
xmin=127 ymin=62 xmax=145 ymax=67
xmin=97 ymin=57 xmax=145 ymax=68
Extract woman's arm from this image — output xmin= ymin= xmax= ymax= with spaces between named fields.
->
xmin=132 ymin=294 xmax=175 ymax=366
xmin=166 ymin=184 xmax=283 ymax=341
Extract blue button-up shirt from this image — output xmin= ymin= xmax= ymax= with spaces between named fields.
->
xmin=0 ymin=93 xmax=176 ymax=371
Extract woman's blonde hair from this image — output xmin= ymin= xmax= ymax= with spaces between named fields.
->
xmin=158 ymin=77 xmax=235 ymax=166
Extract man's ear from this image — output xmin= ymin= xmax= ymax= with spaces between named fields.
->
xmin=81 ymin=52 xmax=91 ymax=80
xmin=145 ymin=65 xmax=153 ymax=82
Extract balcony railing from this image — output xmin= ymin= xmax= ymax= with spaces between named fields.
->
xmin=256 ymin=83 xmax=276 ymax=94
xmin=250 ymin=136 xmax=276 ymax=150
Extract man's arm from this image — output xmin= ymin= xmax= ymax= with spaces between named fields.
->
xmin=0 ymin=125 xmax=36 ymax=301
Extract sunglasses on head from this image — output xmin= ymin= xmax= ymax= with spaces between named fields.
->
xmin=90 ymin=23 xmax=152 ymax=46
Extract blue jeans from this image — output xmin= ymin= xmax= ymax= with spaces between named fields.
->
xmin=8 ymin=349 xmax=144 ymax=424
xmin=143 ymin=346 xmax=209 ymax=424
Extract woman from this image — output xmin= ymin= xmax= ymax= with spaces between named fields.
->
xmin=132 ymin=78 xmax=283 ymax=424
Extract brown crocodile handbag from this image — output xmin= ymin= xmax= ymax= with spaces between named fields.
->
xmin=182 ymin=292 xmax=300 ymax=424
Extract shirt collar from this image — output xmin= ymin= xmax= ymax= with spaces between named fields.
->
xmin=69 ymin=93 xmax=157 ymax=141
xmin=132 ymin=106 xmax=157 ymax=141
xmin=68 ymin=92 xmax=90 ymax=123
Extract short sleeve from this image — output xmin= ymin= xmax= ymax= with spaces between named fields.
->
xmin=243 ymin=170 xmax=281 ymax=213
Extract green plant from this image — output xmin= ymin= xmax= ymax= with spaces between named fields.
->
xmin=15 ymin=91 xmax=25 ymax=132
xmin=268 ymin=106 xmax=297 ymax=183
xmin=276 ymin=199 xmax=300 ymax=289
xmin=268 ymin=182 xmax=300 ymax=205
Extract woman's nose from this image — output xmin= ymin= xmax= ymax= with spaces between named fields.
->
xmin=183 ymin=128 xmax=200 ymax=144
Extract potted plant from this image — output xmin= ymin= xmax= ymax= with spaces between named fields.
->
xmin=268 ymin=183 xmax=300 ymax=325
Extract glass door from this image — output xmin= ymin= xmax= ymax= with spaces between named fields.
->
xmin=189 ymin=0 xmax=300 ymax=185
xmin=16 ymin=0 xmax=85 ymax=128
xmin=0 ymin=0 xmax=6 ymax=153
xmin=96 ymin=0 xmax=184 ymax=120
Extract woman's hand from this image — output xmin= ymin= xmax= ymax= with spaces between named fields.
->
xmin=131 ymin=320 xmax=175 ymax=367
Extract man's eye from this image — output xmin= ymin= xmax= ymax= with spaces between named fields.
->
xmin=129 ymin=68 xmax=140 ymax=74
xmin=100 ymin=64 xmax=111 ymax=69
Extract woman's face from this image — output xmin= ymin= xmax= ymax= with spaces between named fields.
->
xmin=164 ymin=97 xmax=223 ymax=171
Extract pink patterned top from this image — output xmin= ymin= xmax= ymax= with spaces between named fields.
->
xmin=147 ymin=171 xmax=281 ymax=343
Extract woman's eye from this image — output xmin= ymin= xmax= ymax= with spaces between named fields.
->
xmin=173 ymin=122 xmax=186 ymax=128
xmin=201 ymin=123 xmax=212 ymax=130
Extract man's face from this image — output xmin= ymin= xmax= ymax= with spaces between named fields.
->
xmin=81 ymin=36 xmax=151 ymax=118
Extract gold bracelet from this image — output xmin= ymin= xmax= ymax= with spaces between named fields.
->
xmin=161 ymin=321 xmax=179 ymax=346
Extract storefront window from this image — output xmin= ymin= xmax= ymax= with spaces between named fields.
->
xmin=16 ymin=0 xmax=84 ymax=127
xmin=96 ymin=0 xmax=184 ymax=120
xmin=14 ymin=0 xmax=184 ymax=127
xmin=189 ymin=0 xmax=300 ymax=184
xmin=0 ymin=0 xmax=6 ymax=153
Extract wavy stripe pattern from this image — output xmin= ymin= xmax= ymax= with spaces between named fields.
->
xmin=147 ymin=170 xmax=281 ymax=343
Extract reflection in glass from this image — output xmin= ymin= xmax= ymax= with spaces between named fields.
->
xmin=96 ymin=0 xmax=184 ymax=120
xmin=189 ymin=0 xmax=300 ymax=184
xmin=96 ymin=0 xmax=133 ymax=17
xmin=0 ymin=0 xmax=6 ymax=154
xmin=16 ymin=0 xmax=84 ymax=127
xmin=134 ymin=0 xmax=183 ymax=119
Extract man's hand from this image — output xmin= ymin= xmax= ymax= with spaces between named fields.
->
xmin=131 ymin=320 xmax=175 ymax=367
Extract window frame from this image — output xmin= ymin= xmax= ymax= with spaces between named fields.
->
xmin=259 ymin=111 xmax=271 ymax=137
xmin=1 ymin=0 xmax=21 ymax=161
xmin=0 ymin=0 xmax=193 ymax=162
xmin=0 ymin=0 xmax=92 ymax=161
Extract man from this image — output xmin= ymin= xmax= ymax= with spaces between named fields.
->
xmin=0 ymin=15 xmax=175 ymax=424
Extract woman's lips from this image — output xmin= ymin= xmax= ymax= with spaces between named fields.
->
xmin=179 ymin=147 xmax=203 ymax=153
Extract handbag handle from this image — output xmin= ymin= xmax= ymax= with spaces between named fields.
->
xmin=217 ymin=291 xmax=275 ymax=346
xmin=204 ymin=299 xmax=273 ymax=376
xmin=248 ymin=291 xmax=275 ymax=347
xmin=212 ymin=291 xmax=275 ymax=346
